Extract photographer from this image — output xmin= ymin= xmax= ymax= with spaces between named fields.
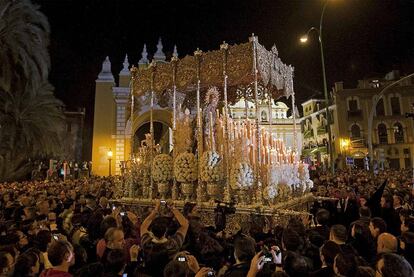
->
xmin=140 ymin=199 xmax=189 ymax=276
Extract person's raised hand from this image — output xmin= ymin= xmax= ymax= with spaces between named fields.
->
xmin=271 ymin=246 xmax=282 ymax=264
xmin=186 ymin=254 xmax=200 ymax=273
xmin=247 ymin=251 xmax=265 ymax=277
xmin=129 ymin=244 xmax=140 ymax=261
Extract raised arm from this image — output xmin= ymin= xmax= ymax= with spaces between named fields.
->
xmin=170 ymin=205 xmax=189 ymax=236
xmin=140 ymin=200 xmax=160 ymax=236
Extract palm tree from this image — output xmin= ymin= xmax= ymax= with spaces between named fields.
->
xmin=0 ymin=0 xmax=50 ymax=94
xmin=0 ymin=0 xmax=64 ymax=181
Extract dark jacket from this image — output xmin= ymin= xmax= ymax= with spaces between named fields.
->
xmin=309 ymin=266 xmax=335 ymax=277
xmin=223 ymin=262 xmax=250 ymax=277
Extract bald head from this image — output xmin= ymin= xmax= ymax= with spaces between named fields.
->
xmin=377 ymin=233 xmax=398 ymax=254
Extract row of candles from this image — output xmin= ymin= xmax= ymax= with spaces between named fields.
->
xmin=207 ymin=109 xmax=297 ymax=166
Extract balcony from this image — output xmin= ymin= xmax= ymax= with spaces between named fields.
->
xmin=347 ymin=109 xmax=363 ymax=120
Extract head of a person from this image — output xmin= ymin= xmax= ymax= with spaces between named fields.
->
xmin=400 ymin=231 xmax=414 ymax=254
xmin=100 ymin=216 xmax=118 ymax=239
xmin=35 ymin=230 xmax=52 ymax=252
xmin=316 ymin=209 xmax=330 ymax=225
xmin=104 ymin=249 xmax=126 ymax=275
xmin=351 ymin=221 xmax=371 ymax=241
xmin=163 ymin=260 xmax=190 ymax=277
xmin=0 ymin=251 xmax=14 ymax=276
xmin=376 ymin=253 xmax=414 ymax=277
xmin=183 ymin=202 xmax=198 ymax=219
xmin=334 ymin=253 xmax=358 ymax=277
xmin=359 ymin=196 xmax=368 ymax=207
xmin=150 ymin=217 xmax=169 ymax=239
xmin=283 ymin=252 xmax=309 ymax=277
xmin=104 ymin=227 xmax=125 ymax=250
xmin=13 ymin=250 xmax=40 ymax=277
xmin=99 ymin=197 xmax=108 ymax=208
xmin=233 ymin=237 xmax=255 ymax=263
xmin=359 ymin=206 xmax=371 ymax=218
xmin=47 ymin=240 xmax=75 ymax=268
xmin=320 ymin=240 xmax=342 ymax=267
xmin=37 ymin=200 xmax=49 ymax=215
xmin=401 ymin=217 xmax=414 ymax=233
xmin=377 ymin=233 xmax=398 ymax=254
xmin=369 ymin=217 xmax=387 ymax=238
xmin=282 ymin=228 xmax=304 ymax=252
xmin=330 ymin=224 xmax=347 ymax=244
xmin=393 ymin=194 xmax=403 ymax=208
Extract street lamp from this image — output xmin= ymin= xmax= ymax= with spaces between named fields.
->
xmin=107 ymin=148 xmax=113 ymax=176
xmin=300 ymin=1 xmax=334 ymax=174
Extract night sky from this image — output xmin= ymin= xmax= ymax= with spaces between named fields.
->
xmin=33 ymin=0 xmax=414 ymax=158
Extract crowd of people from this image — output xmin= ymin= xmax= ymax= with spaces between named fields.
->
xmin=0 ymin=169 xmax=413 ymax=277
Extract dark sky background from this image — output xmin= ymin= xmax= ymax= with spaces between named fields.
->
xmin=33 ymin=0 xmax=414 ymax=159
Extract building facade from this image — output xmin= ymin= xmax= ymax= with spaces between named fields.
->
xmin=332 ymin=72 xmax=414 ymax=170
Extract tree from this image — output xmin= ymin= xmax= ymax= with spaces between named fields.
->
xmin=0 ymin=0 xmax=64 ymax=181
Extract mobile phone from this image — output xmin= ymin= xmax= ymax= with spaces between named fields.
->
xmin=177 ymin=256 xmax=186 ymax=262
xmin=53 ymin=235 xmax=59 ymax=240
xmin=262 ymin=246 xmax=273 ymax=263
xmin=120 ymin=212 xmax=126 ymax=216
xmin=122 ymin=274 xmax=127 ymax=277
xmin=160 ymin=200 xmax=166 ymax=205
xmin=112 ymin=205 xmax=116 ymax=210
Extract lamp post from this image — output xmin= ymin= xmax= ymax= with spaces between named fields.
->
xmin=300 ymin=1 xmax=334 ymax=174
xmin=107 ymin=148 xmax=113 ymax=176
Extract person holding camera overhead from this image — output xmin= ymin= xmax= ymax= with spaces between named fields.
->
xmin=140 ymin=199 xmax=189 ymax=276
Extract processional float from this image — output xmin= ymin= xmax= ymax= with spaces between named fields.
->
xmin=115 ymin=35 xmax=315 ymax=227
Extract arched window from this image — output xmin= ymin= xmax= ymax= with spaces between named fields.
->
xmin=390 ymin=96 xmax=401 ymax=115
xmin=351 ymin=124 xmax=361 ymax=138
xmin=393 ymin=122 xmax=404 ymax=143
xmin=376 ymin=98 xmax=385 ymax=116
xmin=261 ymin=110 xmax=268 ymax=122
xmin=378 ymin=123 xmax=388 ymax=144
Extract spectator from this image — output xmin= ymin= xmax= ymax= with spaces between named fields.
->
xmin=377 ymin=233 xmax=398 ymax=254
xmin=223 ymin=237 xmax=255 ymax=277
xmin=13 ymin=250 xmax=40 ymax=277
xmin=369 ymin=217 xmax=387 ymax=239
xmin=309 ymin=241 xmax=341 ymax=277
xmin=333 ymin=253 xmax=358 ymax=277
xmin=40 ymin=240 xmax=75 ymax=277
xmin=376 ymin=253 xmax=414 ymax=277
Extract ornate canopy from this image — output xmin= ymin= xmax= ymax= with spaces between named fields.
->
xmin=131 ymin=37 xmax=294 ymax=103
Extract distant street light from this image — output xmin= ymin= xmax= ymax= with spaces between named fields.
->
xmin=300 ymin=1 xmax=335 ymax=174
xmin=107 ymin=148 xmax=113 ymax=176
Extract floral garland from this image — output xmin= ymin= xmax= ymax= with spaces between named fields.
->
xmin=230 ymin=162 xmax=254 ymax=190
xmin=200 ymin=151 xmax=223 ymax=182
xmin=152 ymin=154 xmax=173 ymax=183
xmin=174 ymin=152 xmax=198 ymax=183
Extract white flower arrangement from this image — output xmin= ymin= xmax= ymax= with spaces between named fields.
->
xmin=265 ymin=184 xmax=278 ymax=200
xmin=230 ymin=162 xmax=254 ymax=190
xmin=174 ymin=152 xmax=198 ymax=183
xmin=200 ymin=151 xmax=223 ymax=182
xmin=152 ymin=154 xmax=173 ymax=183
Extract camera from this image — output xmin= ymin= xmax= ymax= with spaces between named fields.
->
xmin=112 ymin=205 xmax=116 ymax=210
xmin=120 ymin=212 xmax=126 ymax=216
xmin=207 ymin=270 xmax=216 ymax=277
xmin=262 ymin=246 xmax=273 ymax=263
xmin=160 ymin=200 xmax=166 ymax=205
xmin=214 ymin=200 xmax=236 ymax=232
xmin=177 ymin=256 xmax=186 ymax=262
xmin=53 ymin=235 xmax=59 ymax=240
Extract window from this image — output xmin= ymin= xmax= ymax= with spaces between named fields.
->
xmin=350 ymin=124 xmax=361 ymax=138
xmin=390 ymin=96 xmax=401 ymax=115
xmin=393 ymin=122 xmax=404 ymax=143
xmin=378 ymin=123 xmax=388 ymax=144
xmin=348 ymin=99 xmax=358 ymax=111
xmin=376 ymin=98 xmax=385 ymax=116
